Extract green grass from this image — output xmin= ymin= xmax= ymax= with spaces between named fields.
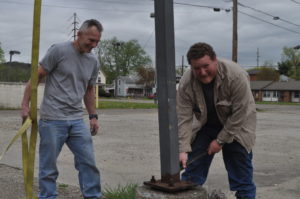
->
xmin=97 ymin=101 xmax=157 ymax=109
xmin=58 ymin=183 xmax=69 ymax=189
xmin=103 ymin=184 xmax=137 ymax=199
xmin=256 ymin=101 xmax=300 ymax=106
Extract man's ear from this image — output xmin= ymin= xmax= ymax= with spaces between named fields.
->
xmin=77 ymin=31 xmax=82 ymax=38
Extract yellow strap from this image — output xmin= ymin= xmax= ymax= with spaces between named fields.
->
xmin=22 ymin=130 xmax=29 ymax=194
xmin=24 ymin=0 xmax=42 ymax=197
xmin=0 ymin=118 xmax=32 ymax=161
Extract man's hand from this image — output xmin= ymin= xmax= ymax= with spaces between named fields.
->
xmin=21 ymin=104 xmax=30 ymax=122
xmin=207 ymin=139 xmax=222 ymax=155
xmin=179 ymin=152 xmax=188 ymax=169
xmin=90 ymin=118 xmax=99 ymax=136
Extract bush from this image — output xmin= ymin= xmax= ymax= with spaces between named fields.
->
xmin=99 ymin=87 xmax=111 ymax=97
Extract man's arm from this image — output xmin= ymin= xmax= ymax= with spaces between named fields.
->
xmin=176 ymin=79 xmax=195 ymax=168
xmin=21 ymin=66 xmax=48 ymax=120
xmin=216 ymin=72 xmax=255 ymax=144
xmin=84 ymin=85 xmax=99 ymax=136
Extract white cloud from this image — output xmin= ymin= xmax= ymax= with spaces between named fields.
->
xmin=0 ymin=0 xmax=299 ymax=67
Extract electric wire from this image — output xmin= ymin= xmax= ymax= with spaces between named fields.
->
xmin=238 ymin=10 xmax=300 ymax=35
xmin=238 ymin=2 xmax=300 ymax=28
xmin=0 ymin=0 xmax=151 ymax=13
xmin=143 ymin=29 xmax=154 ymax=50
xmin=290 ymin=0 xmax=300 ymax=5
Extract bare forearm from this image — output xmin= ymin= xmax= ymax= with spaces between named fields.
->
xmin=84 ymin=86 xmax=97 ymax=115
xmin=22 ymin=80 xmax=32 ymax=108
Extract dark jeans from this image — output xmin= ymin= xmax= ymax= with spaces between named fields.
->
xmin=181 ymin=125 xmax=256 ymax=199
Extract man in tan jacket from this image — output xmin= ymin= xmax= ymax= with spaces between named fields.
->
xmin=177 ymin=42 xmax=256 ymax=199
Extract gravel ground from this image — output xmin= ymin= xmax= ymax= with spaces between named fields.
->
xmin=0 ymin=104 xmax=299 ymax=199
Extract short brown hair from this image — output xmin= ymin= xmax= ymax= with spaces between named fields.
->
xmin=187 ymin=42 xmax=216 ymax=64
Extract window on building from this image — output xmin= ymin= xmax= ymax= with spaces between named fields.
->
xmin=263 ymin=91 xmax=270 ymax=98
xmin=294 ymin=91 xmax=299 ymax=98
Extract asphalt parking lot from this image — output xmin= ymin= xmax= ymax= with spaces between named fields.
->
xmin=0 ymin=104 xmax=299 ymax=199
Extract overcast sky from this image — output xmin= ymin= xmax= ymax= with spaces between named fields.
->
xmin=1 ymin=0 xmax=300 ymax=68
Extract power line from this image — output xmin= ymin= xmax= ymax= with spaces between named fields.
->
xmin=238 ymin=2 xmax=300 ymax=28
xmin=290 ymin=0 xmax=300 ymax=5
xmin=0 ymin=0 xmax=151 ymax=13
xmin=238 ymin=10 xmax=300 ymax=36
xmin=173 ymin=1 xmax=231 ymax=12
xmin=143 ymin=29 xmax=154 ymax=49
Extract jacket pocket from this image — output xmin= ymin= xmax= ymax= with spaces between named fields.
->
xmin=216 ymin=100 xmax=232 ymax=120
xmin=193 ymin=105 xmax=202 ymax=120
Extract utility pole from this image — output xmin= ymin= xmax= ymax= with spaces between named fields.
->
xmin=112 ymin=42 xmax=123 ymax=97
xmin=181 ymin=55 xmax=184 ymax=76
xmin=72 ymin=13 xmax=79 ymax=41
xmin=232 ymin=0 xmax=238 ymax=62
xmin=256 ymin=48 xmax=260 ymax=67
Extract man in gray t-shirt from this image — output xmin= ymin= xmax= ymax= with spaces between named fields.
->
xmin=21 ymin=19 xmax=103 ymax=199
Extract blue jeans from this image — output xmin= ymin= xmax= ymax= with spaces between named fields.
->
xmin=38 ymin=119 xmax=101 ymax=199
xmin=181 ymin=125 xmax=256 ymax=199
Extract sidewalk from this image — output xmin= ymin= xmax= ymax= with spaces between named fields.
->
xmin=0 ymin=164 xmax=81 ymax=199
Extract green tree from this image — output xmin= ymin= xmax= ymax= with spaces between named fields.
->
xmin=277 ymin=60 xmax=291 ymax=76
xmin=136 ymin=66 xmax=155 ymax=89
xmin=256 ymin=67 xmax=279 ymax=81
xmin=96 ymin=37 xmax=152 ymax=84
xmin=0 ymin=62 xmax=31 ymax=82
xmin=278 ymin=47 xmax=300 ymax=79
xmin=0 ymin=42 xmax=5 ymax=63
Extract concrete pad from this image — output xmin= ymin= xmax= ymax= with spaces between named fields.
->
xmin=135 ymin=185 xmax=208 ymax=199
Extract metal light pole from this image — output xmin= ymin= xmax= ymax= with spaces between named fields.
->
xmin=9 ymin=50 xmax=21 ymax=62
xmin=144 ymin=0 xmax=196 ymax=192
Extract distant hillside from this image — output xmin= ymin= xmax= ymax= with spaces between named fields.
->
xmin=0 ymin=62 xmax=31 ymax=82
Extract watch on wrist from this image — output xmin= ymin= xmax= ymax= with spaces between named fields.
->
xmin=216 ymin=138 xmax=225 ymax=146
xmin=89 ymin=114 xmax=98 ymax=120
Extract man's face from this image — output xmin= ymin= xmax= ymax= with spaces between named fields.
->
xmin=190 ymin=55 xmax=218 ymax=84
xmin=77 ymin=26 xmax=101 ymax=53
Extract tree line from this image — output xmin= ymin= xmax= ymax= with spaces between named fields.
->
xmin=1 ymin=40 xmax=300 ymax=83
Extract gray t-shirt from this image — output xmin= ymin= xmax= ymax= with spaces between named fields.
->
xmin=39 ymin=41 xmax=100 ymax=120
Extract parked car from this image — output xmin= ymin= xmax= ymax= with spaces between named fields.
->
xmin=148 ymin=93 xmax=157 ymax=99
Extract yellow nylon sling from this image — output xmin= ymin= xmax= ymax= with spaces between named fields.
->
xmin=23 ymin=0 xmax=42 ymax=198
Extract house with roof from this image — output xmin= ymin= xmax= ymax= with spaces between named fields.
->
xmin=262 ymin=80 xmax=300 ymax=102
xmin=250 ymin=80 xmax=300 ymax=102
xmin=250 ymin=81 xmax=273 ymax=101
xmin=113 ymin=76 xmax=153 ymax=97
xmin=97 ymin=69 xmax=106 ymax=85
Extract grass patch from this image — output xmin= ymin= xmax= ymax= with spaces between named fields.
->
xmin=256 ymin=101 xmax=300 ymax=106
xmin=58 ymin=183 xmax=69 ymax=189
xmin=103 ymin=184 xmax=137 ymax=199
xmin=0 ymin=106 xmax=19 ymax=110
xmin=98 ymin=101 xmax=157 ymax=109
xmin=256 ymin=108 xmax=266 ymax=112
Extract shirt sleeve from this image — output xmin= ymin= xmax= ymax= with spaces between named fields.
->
xmin=39 ymin=44 xmax=59 ymax=73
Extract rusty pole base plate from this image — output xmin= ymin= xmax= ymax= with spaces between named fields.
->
xmin=144 ymin=180 xmax=197 ymax=193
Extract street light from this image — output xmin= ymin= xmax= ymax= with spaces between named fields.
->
xmin=9 ymin=50 xmax=21 ymax=62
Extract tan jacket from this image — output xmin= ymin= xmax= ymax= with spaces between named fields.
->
xmin=177 ymin=58 xmax=256 ymax=153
